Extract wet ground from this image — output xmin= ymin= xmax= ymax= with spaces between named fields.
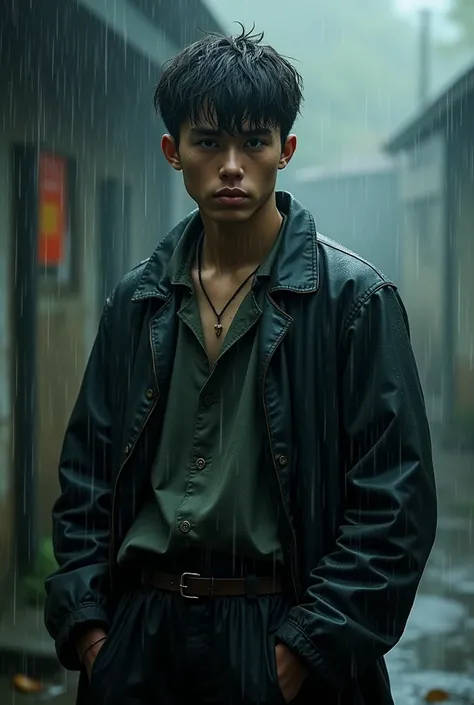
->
xmin=0 ymin=440 xmax=473 ymax=704
xmin=387 ymin=441 xmax=474 ymax=705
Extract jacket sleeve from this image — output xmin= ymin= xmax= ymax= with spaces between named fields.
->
xmin=44 ymin=296 xmax=114 ymax=670
xmin=276 ymin=283 xmax=437 ymax=690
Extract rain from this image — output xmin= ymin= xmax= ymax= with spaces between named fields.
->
xmin=0 ymin=0 xmax=473 ymax=702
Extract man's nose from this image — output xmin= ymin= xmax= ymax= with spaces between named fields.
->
xmin=219 ymin=149 xmax=244 ymax=180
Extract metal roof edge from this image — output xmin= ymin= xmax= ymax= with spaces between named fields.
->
xmin=130 ymin=0 xmax=225 ymax=51
xmin=76 ymin=0 xmax=224 ymax=68
xmin=384 ymin=61 xmax=474 ymax=154
xmin=76 ymin=0 xmax=179 ymax=65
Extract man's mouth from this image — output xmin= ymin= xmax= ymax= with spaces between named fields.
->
xmin=214 ymin=188 xmax=249 ymax=205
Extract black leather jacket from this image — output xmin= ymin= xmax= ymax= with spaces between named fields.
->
xmin=45 ymin=192 xmax=437 ymax=704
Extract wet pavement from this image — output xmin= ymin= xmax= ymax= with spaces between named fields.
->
xmin=387 ymin=441 xmax=474 ymax=705
xmin=0 ymin=440 xmax=473 ymax=704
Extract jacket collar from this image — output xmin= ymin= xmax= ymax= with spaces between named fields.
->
xmin=132 ymin=191 xmax=319 ymax=302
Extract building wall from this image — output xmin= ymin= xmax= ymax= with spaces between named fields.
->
xmin=0 ymin=142 xmax=14 ymax=589
xmin=451 ymin=123 xmax=474 ymax=430
xmin=0 ymin=0 xmax=189 ymax=547
xmin=289 ymin=169 xmax=400 ymax=283
xmin=396 ymin=133 xmax=447 ymax=403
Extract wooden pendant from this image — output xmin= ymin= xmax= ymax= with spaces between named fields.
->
xmin=214 ymin=322 xmax=223 ymax=337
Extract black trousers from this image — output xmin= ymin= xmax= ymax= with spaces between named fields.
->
xmin=88 ymin=551 xmax=317 ymax=705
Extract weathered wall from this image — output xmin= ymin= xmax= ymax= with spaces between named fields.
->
xmin=396 ymin=134 xmax=447 ymax=402
xmin=0 ymin=141 xmax=14 ymax=589
xmin=289 ymin=168 xmax=399 ymax=283
xmin=0 ymin=0 xmax=189 ymax=550
xmin=451 ymin=121 xmax=474 ymax=430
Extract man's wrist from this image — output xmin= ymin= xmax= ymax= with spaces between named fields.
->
xmin=75 ymin=627 xmax=108 ymax=664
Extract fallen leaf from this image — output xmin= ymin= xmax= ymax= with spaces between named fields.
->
xmin=425 ymin=689 xmax=450 ymax=703
xmin=11 ymin=674 xmax=44 ymax=694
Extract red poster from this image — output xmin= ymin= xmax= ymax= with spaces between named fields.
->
xmin=38 ymin=153 xmax=66 ymax=266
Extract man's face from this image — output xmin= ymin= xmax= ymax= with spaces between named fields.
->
xmin=162 ymin=119 xmax=297 ymax=223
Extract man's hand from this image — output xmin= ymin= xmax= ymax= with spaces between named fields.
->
xmin=275 ymin=642 xmax=309 ymax=703
xmin=76 ymin=628 xmax=108 ymax=680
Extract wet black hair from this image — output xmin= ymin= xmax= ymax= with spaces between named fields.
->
xmin=154 ymin=25 xmax=303 ymax=148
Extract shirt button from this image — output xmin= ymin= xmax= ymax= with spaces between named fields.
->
xmin=195 ymin=457 xmax=206 ymax=470
xmin=204 ymin=394 xmax=214 ymax=406
xmin=124 ymin=444 xmax=131 ymax=455
xmin=179 ymin=520 xmax=191 ymax=533
xmin=278 ymin=454 xmax=288 ymax=467
xmin=145 ymin=389 xmax=155 ymax=399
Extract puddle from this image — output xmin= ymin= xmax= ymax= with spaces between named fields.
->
xmin=425 ymin=564 xmax=474 ymax=596
xmin=390 ymin=671 xmax=474 ymax=705
xmin=388 ymin=592 xmax=474 ymax=704
xmin=401 ymin=595 xmax=468 ymax=642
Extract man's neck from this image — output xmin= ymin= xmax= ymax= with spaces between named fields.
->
xmin=200 ymin=196 xmax=283 ymax=275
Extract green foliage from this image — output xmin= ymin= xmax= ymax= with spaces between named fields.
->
xmin=20 ymin=537 xmax=57 ymax=606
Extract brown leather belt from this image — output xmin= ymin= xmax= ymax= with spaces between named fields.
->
xmin=149 ymin=570 xmax=283 ymax=599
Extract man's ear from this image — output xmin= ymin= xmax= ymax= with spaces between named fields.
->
xmin=278 ymin=134 xmax=297 ymax=170
xmin=161 ymin=134 xmax=182 ymax=171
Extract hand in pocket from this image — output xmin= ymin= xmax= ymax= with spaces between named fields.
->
xmin=79 ymin=633 xmax=108 ymax=682
xmin=275 ymin=643 xmax=309 ymax=703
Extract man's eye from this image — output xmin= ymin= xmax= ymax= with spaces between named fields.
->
xmin=198 ymin=140 xmax=218 ymax=148
xmin=246 ymin=138 xmax=266 ymax=148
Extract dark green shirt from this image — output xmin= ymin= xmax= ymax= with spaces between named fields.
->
xmin=118 ymin=224 xmax=284 ymax=565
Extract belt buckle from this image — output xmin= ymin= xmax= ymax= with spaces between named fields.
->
xmin=179 ymin=571 xmax=201 ymax=599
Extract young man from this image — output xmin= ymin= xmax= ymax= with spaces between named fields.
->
xmin=45 ymin=27 xmax=437 ymax=705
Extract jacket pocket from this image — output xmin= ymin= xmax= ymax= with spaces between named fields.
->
xmin=89 ymin=589 xmax=139 ymax=691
